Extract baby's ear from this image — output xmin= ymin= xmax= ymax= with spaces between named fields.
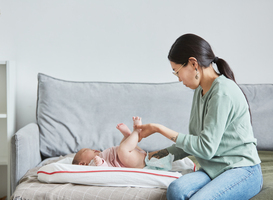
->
xmin=79 ymin=161 xmax=86 ymax=165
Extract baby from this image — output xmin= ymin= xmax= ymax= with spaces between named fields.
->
xmin=72 ymin=116 xmax=147 ymax=168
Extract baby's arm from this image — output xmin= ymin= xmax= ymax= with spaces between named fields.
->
xmin=94 ymin=156 xmax=108 ymax=167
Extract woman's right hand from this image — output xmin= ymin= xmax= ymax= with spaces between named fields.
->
xmin=134 ymin=123 xmax=159 ymax=142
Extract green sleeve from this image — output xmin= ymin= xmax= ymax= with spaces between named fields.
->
xmin=167 ymin=143 xmax=189 ymax=161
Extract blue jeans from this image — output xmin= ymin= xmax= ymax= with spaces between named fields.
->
xmin=167 ymin=164 xmax=263 ymax=200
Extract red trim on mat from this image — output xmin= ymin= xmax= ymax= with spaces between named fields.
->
xmin=193 ymin=163 xmax=197 ymax=172
xmin=37 ymin=169 xmax=180 ymax=179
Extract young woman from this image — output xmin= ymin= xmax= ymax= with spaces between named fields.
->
xmin=135 ymin=34 xmax=263 ymax=200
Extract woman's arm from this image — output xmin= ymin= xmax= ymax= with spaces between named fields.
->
xmin=135 ymin=123 xmax=189 ymax=161
xmin=134 ymin=123 xmax=179 ymax=142
xmin=148 ymin=149 xmax=169 ymax=159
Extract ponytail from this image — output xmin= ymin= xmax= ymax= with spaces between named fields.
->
xmin=214 ymin=57 xmax=252 ymax=123
xmin=168 ymin=33 xmax=237 ymax=83
xmin=213 ymin=57 xmax=236 ymax=83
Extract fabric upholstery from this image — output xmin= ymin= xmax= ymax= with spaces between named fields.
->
xmin=240 ymin=84 xmax=273 ymax=150
xmin=11 ymin=123 xmax=41 ymax=193
xmin=37 ymin=73 xmax=194 ymax=158
xmin=11 ymin=74 xmax=273 ymax=199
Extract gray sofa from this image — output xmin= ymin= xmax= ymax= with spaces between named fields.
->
xmin=11 ymin=73 xmax=273 ymax=199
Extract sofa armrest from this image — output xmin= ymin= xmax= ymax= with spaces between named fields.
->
xmin=11 ymin=123 xmax=41 ymax=193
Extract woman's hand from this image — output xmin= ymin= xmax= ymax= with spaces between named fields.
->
xmin=134 ymin=123 xmax=159 ymax=142
xmin=135 ymin=123 xmax=179 ymax=143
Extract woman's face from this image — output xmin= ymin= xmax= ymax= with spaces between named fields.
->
xmin=170 ymin=61 xmax=199 ymax=89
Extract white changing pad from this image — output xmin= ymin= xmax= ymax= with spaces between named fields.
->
xmin=38 ymin=157 xmax=195 ymax=189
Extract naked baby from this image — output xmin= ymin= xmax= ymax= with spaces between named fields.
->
xmin=72 ymin=116 xmax=147 ymax=168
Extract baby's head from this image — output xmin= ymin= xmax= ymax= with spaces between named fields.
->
xmin=72 ymin=148 xmax=101 ymax=165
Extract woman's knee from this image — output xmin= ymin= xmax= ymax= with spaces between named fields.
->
xmin=167 ymin=179 xmax=186 ymax=200
xmin=167 ymin=177 xmax=195 ymax=200
xmin=167 ymin=171 xmax=211 ymax=200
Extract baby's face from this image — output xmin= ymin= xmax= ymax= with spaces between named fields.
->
xmin=77 ymin=148 xmax=101 ymax=165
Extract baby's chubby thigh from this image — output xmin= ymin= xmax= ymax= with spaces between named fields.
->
xmin=117 ymin=146 xmax=146 ymax=168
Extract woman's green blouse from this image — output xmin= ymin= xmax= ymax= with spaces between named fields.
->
xmin=167 ymin=75 xmax=261 ymax=179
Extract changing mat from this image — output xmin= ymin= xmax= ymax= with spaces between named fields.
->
xmin=38 ymin=157 xmax=195 ymax=188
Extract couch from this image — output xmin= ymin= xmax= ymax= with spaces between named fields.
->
xmin=11 ymin=73 xmax=273 ymax=199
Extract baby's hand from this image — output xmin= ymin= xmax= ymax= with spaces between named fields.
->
xmin=94 ymin=155 xmax=103 ymax=166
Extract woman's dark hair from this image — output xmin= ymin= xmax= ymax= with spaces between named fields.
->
xmin=168 ymin=33 xmax=252 ymax=122
xmin=168 ymin=33 xmax=236 ymax=82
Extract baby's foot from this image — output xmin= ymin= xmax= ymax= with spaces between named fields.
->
xmin=133 ymin=116 xmax=142 ymax=126
xmin=133 ymin=116 xmax=142 ymax=132
xmin=116 ymin=123 xmax=131 ymax=137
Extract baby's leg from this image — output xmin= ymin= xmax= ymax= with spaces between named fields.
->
xmin=117 ymin=117 xmax=146 ymax=168
xmin=119 ymin=117 xmax=141 ymax=151
xmin=116 ymin=123 xmax=131 ymax=144
xmin=116 ymin=123 xmax=131 ymax=137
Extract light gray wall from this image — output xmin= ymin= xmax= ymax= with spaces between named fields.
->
xmin=0 ymin=0 xmax=272 ymax=130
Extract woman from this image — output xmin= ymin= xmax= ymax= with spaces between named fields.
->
xmin=135 ymin=34 xmax=263 ymax=200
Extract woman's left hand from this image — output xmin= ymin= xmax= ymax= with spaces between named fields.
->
xmin=135 ymin=123 xmax=179 ymax=143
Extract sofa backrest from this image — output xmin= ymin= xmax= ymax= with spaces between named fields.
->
xmin=37 ymin=73 xmax=194 ymax=158
xmin=37 ymin=74 xmax=273 ymax=158
xmin=240 ymin=84 xmax=273 ymax=151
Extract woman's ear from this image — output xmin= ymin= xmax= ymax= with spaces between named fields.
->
xmin=188 ymin=57 xmax=198 ymax=69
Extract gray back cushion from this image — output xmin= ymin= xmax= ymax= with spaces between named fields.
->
xmin=240 ymin=84 xmax=273 ymax=151
xmin=37 ymin=74 xmax=273 ymax=158
xmin=37 ymin=73 xmax=193 ymax=158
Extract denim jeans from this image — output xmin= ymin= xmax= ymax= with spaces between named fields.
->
xmin=167 ymin=164 xmax=263 ymax=200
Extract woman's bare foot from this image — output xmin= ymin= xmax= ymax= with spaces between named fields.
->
xmin=116 ymin=123 xmax=131 ymax=137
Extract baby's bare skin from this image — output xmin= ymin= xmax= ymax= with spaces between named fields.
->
xmin=117 ymin=117 xmax=146 ymax=168
xmin=74 ymin=117 xmax=146 ymax=168
xmin=116 ymin=123 xmax=131 ymax=137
